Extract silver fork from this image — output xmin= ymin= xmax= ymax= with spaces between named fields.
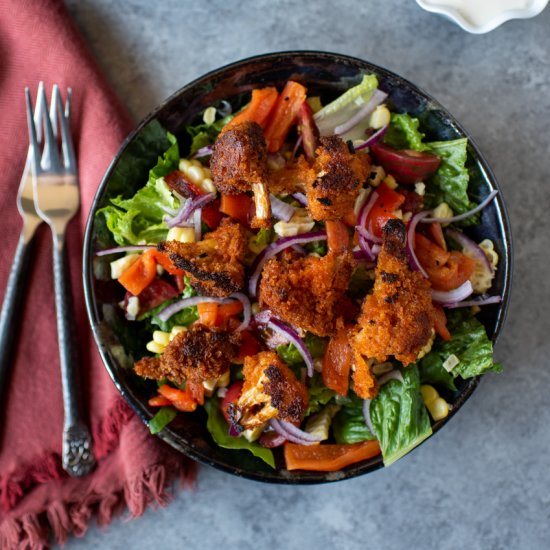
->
xmin=25 ymin=85 xmax=95 ymax=477
xmin=0 ymin=86 xmax=46 ymax=420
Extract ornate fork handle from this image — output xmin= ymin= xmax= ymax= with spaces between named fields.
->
xmin=53 ymin=234 xmax=96 ymax=477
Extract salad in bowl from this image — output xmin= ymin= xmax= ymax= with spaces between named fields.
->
xmin=85 ymin=52 xmax=510 ymax=482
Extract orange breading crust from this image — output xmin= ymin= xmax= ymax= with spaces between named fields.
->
xmin=267 ymin=155 xmax=316 ymax=195
xmin=240 ymin=351 xmax=308 ymax=426
xmin=157 ymin=218 xmax=248 ymax=297
xmin=134 ymin=324 xmax=240 ymax=385
xmin=306 ymin=136 xmax=371 ymax=221
xmin=258 ymin=249 xmax=355 ymax=337
xmin=352 ymin=219 xmax=435 ymax=368
xmin=210 ymin=121 xmax=268 ymax=194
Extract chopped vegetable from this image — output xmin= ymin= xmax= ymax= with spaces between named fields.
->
xmin=117 ymin=249 xmax=157 ymax=296
xmin=223 ymin=87 xmax=279 ymax=131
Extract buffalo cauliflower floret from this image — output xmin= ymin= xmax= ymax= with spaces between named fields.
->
xmin=234 ymin=351 xmax=308 ymax=431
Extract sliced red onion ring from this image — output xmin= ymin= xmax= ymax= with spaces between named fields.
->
xmin=355 ymin=124 xmax=389 ymax=152
xmin=362 ymin=399 xmax=375 ymax=436
xmin=277 ymin=419 xmax=322 ymax=442
xmin=165 ymin=192 xmax=216 ymax=228
xmin=292 ymin=192 xmax=308 ymax=206
xmin=432 ymin=281 xmax=474 ymax=304
xmin=334 ymin=89 xmax=388 ymax=136
xmin=365 ymin=223 xmax=382 ymax=244
xmin=194 ymin=208 xmax=202 ymax=242
xmin=357 ymin=189 xmax=377 ymax=229
xmin=377 ymin=370 xmax=404 ymax=386
xmin=95 ymin=245 xmax=155 ymax=256
xmin=446 ymin=228 xmax=494 ymax=275
xmin=406 ymin=211 xmax=430 ymax=278
xmin=158 ymin=295 xmax=232 ymax=323
xmin=356 ymin=226 xmax=377 ymax=262
xmin=231 ymin=292 xmax=252 ymax=332
xmin=248 ymin=231 xmax=327 ymax=297
xmin=292 ymin=135 xmax=303 ymax=159
xmin=270 ymin=194 xmax=296 ymax=222
xmin=421 ymin=190 xmax=498 ymax=224
xmin=217 ymin=100 xmax=232 ymax=118
xmin=269 ymin=419 xmax=320 ymax=445
xmin=191 ymin=145 xmax=213 ymax=159
xmin=266 ymin=316 xmax=314 ymax=377
xmin=352 ymin=248 xmax=376 ymax=266
xmin=443 ymin=295 xmax=502 ymax=309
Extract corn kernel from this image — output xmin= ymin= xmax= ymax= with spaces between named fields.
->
xmin=187 ymin=165 xmax=204 ymax=184
xmin=203 ymin=106 xmax=216 ymax=125
xmin=372 ymin=361 xmax=394 ymax=375
xmin=429 ymin=397 xmax=449 ymax=421
xmin=169 ymin=326 xmax=187 ymax=341
xmin=384 ymin=174 xmax=398 ymax=190
xmin=432 ymin=202 xmax=454 ymax=226
xmin=203 ymin=167 xmax=212 ymax=179
xmin=152 ymin=331 xmax=171 ymax=346
xmin=200 ymin=177 xmax=216 ymax=194
xmin=179 ymin=227 xmax=196 ymax=243
xmin=218 ymin=370 xmax=230 ymax=388
xmin=368 ymin=165 xmax=386 ymax=187
xmin=369 ymin=105 xmax=391 ymax=129
xmin=179 ymin=159 xmax=192 ymax=173
xmin=421 ymin=384 xmax=438 ymax=405
xmin=146 ymin=341 xmax=165 ymax=354
xmin=110 ymin=254 xmax=140 ymax=279
xmin=191 ymin=159 xmax=203 ymax=168
xmin=414 ymin=182 xmax=426 ymax=196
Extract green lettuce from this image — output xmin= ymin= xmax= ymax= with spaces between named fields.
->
xmin=186 ymin=114 xmax=233 ymax=155
xmin=314 ymin=74 xmax=379 ymax=141
xmin=277 ymin=334 xmax=327 ymax=366
xmin=419 ymin=310 xmax=502 ymax=384
xmin=97 ymin=132 xmax=181 ymax=245
xmin=305 ymin=373 xmax=336 ymax=416
xmin=384 ymin=113 xmax=431 ymax=152
xmin=204 ymin=398 xmax=275 ymax=468
xmin=370 ymin=365 xmax=432 ymax=466
xmin=333 ymin=394 xmax=375 ymax=444
xmin=148 ymin=406 xmax=177 ymax=434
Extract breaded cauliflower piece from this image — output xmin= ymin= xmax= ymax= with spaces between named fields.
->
xmin=305 ymin=136 xmax=371 ymax=221
xmin=235 ymin=351 xmax=308 ymax=430
xmin=268 ymin=155 xmax=316 ymax=195
xmin=210 ymin=121 xmax=271 ymax=228
xmin=158 ymin=218 xmax=247 ymax=297
xmin=352 ymin=219 xmax=435 ymax=370
xmin=134 ymin=323 xmax=240 ymax=385
xmin=258 ymin=249 xmax=355 ymax=337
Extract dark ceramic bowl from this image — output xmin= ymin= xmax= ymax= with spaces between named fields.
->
xmin=83 ymin=51 xmax=512 ymax=483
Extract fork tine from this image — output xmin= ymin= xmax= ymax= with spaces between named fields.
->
xmin=65 ymin=88 xmax=72 ymax=120
xmin=50 ymin=84 xmax=60 ymax=139
xmin=39 ymin=85 xmax=63 ymax=173
xmin=34 ymin=82 xmax=45 ymax=143
xmin=55 ymin=86 xmax=76 ymax=174
xmin=24 ymin=88 xmax=41 ymax=176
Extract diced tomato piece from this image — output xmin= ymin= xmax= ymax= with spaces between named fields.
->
xmin=135 ymin=278 xmax=179 ymax=314
xmin=322 ymin=324 xmax=353 ymax=396
xmin=366 ymin=183 xmax=405 ymax=237
xmin=197 ymin=302 xmax=219 ymax=327
xmin=216 ymin=300 xmax=244 ymax=326
xmin=433 ymin=305 xmax=452 ymax=341
xmin=164 ymin=170 xmax=203 ymax=198
xmin=150 ymin=249 xmax=185 ymax=276
xmin=297 ymin=101 xmax=320 ymax=161
xmin=118 ymin=249 xmax=157 ymax=296
xmin=325 ymin=220 xmax=350 ymax=253
xmin=415 ymin=233 xmax=451 ymax=270
xmin=284 ymin=440 xmax=381 ymax=472
xmin=202 ymin=199 xmax=223 ymax=230
xmin=400 ymin=189 xmax=424 ymax=214
xmin=221 ymin=381 xmax=244 ymax=424
xmin=220 ymin=194 xmax=254 ymax=226
xmin=237 ymin=330 xmax=262 ymax=360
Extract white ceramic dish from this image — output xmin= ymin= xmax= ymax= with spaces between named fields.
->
xmin=416 ymin=0 xmax=548 ymax=33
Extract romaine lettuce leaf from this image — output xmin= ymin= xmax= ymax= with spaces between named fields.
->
xmin=97 ymin=133 xmax=181 ymax=246
xmin=305 ymin=373 xmax=336 ymax=416
xmin=186 ymin=114 xmax=233 ymax=155
xmin=276 ymin=333 xmax=327 ymax=366
xmin=314 ymin=74 xmax=379 ymax=140
xmin=370 ymin=365 xmax=432 ymax=466
xmin=204 ymin=398 xmax=275 ymax=468
xmin=420 ymin=310 xmax=502 ymax=382
xmin=333 ymin=394 xmax=375 ymax=444
xmin=384 ymin=113 xmax=431 ymax=152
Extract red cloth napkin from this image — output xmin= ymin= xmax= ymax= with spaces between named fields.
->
xmin=0 ymin=1 xmax=196 ymax=547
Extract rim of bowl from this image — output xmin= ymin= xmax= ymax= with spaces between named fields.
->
xmin=83 ymin=50 xmax=513 ymax=484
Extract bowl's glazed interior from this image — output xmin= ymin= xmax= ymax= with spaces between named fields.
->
xmin=83 ymin=51 xmax=512 ymax=483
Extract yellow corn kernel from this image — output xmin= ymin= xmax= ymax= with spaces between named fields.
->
xmin=432 ymin=202 xmax=454 ymax=226
xmin=217 ymin=370 xmax=230 ymax=388
xmin=369 ymin=105 xmax=391 ymax=129
xmin=167 ymin=226 xmax=195 ymax=243
xmin=152 ymin=331 xmax=171 ymax=346
xmin=421 ymin=384 xmax=439 ymax=406
xmin=179 ymin=158 xmax=192 ymax=173
xmin=203 ymin=167 xmax=212 ymax=179
xmin=146 ymin=341 xmax=165 ymax=355
xmin=191 ymin=159 xmax=203 ymax=168
xmin=242 ymin=424 xmax=266 ymax=442
xmin=169 ymin=326 xmax=187 ymax=341
xmin=429 ymin=397 xmax=449 ymax=421
xmin=368 ymin=165 xmax=386 ymax=187
xmin=187 ymin=165 xmax=205 ymax=184
xmin=203 ymin=106 xmax=216 ymax=125
xmin=384 ymin=174 xmax=398 ymax=190
xmin=200 ymin=177 xmax=216 ymax=194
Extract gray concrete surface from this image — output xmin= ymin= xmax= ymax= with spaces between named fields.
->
xmin=63 ymin=1 xmax=550 ymax=548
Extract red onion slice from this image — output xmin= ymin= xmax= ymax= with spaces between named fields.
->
xmin=421 ymin=190 xmax=498 ymax=224
xmin=362 ymin=399 xmax=375 ymax=436
xmin=356 ymin=226 xmax=377 ymax=262
xmin=191 ymin=145 xmax=213 ymax=159
xmin=248 ymin=231 xmax=327 ymax=297
xmin=165 ymin=192 xmax=216 ymax=228
xmin=357 ymin=189 xmax=377 ymax=229
xmin=406 ymin=211 xmax=430 ymax=278
xmin=432 ymin=281 xmax=474 ymax=304
xmin=231 ymin=292 xmax=252 ymax=332
xmin=377 ymin=370 xmax=404 ymax=386
xmin=96 ymin=245 xmax=155 ymax=256
xmin=292 ymin=192 xmax=308 ymax=206
xmin=270 ymin=194 xmax=296 ymax=222
xmin=334 ymin=89 xmax=388 ymax=136
xmin=269 ymin=419 xmax=320 ymax=445
xmin=355 ymin=124 xmax=389 ymax=152
xmin=443 ymin=295 xmax=502 ymax=309
xmin=193 ymin=208 xmax=202 ymax=242
xmin=277 ymin=419 xmax=323 ymax=442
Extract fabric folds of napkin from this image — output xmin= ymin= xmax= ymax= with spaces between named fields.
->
xmin=0 ymin=1 xmax=196 ymax=547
